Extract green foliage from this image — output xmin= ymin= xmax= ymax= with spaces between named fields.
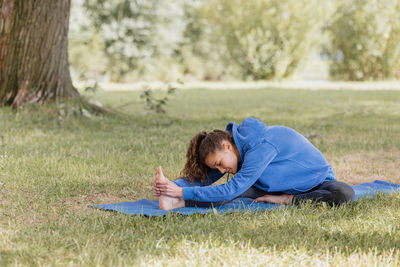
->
xmin=80 ymin=0 xmax=186 ymax=81
xmin=324 ymin=0 xmax=400 ymax=80
xmin=139 ymin=84 xmax=178 ymax=114
xmin=68 ymin=32 xmax=109 ymax=81
xmin=174 ymin=2 xmax=236 ymax=81
xmin=69 ymin=0 xmax=400 ymax=82
xmin=70 ymin=0 xmax=333 ymax=82
xmin=69 ymin=0 xmax=109 ymax=81
xmin=198 ymin=0 xmax=332 ymax=80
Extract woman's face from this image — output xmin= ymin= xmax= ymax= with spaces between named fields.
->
xmin=205 ymin=141 xmax=239 ymax=174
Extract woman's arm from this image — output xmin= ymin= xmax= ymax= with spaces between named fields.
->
xmin=172 ymin=168 xmax=225 ymax=187
xmin=182 ymin=140 xmax=278 ymax=202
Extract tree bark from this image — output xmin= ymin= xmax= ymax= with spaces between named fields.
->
xmin=0 ymin=0 xmax=78 ymax=108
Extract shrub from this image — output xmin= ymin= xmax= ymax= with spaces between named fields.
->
xmin=324 ymin=0 xmax=400 ymax=80
xmin=198 ymin=0 xmax=331 ymax=80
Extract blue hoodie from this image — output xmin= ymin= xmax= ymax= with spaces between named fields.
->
xmin=174 ymin=117 xmax=336 ymax=202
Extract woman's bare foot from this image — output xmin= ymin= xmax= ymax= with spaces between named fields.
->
xmin=155 ymin=166 xmax=185 ymax=210
xmin=159 ymin=195 xmax=185 ymax=210
xmin=254 ymin=193 xmax=294 ymax=204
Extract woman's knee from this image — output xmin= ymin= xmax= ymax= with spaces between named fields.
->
xmin=331 ymin=182 xmax=355 ymax=204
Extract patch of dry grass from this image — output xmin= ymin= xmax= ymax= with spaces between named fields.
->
xmin=330 ymin=150 xmax=400 ymax=185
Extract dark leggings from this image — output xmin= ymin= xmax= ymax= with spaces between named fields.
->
xmin=185 ymin=180 xmax=355 ymax=207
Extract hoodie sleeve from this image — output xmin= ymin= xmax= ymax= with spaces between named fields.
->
xmin=182 ymin=140 xmax=278 ymax=201
xmin=173 ymin=168 xmax=224 ymax=187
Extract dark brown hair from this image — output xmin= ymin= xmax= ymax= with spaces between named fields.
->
xmin=181 ymin=130 xmax=234 ymax=183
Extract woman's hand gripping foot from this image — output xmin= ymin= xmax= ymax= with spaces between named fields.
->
xmin=153 ymin=166 xmax=185 ymax=210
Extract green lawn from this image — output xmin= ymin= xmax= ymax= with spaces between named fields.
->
xmin=1 ymin=87 xmax=400 ymax=266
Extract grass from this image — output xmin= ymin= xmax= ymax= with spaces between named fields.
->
xmin=0 ymin=86 xmax=399 ymax=266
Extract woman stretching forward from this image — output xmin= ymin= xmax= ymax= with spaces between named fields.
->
xmin=153 ymin=117 xmax=354 ymax=210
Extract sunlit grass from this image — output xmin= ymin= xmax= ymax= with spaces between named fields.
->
xmin=0 ymin=87 xmax=399 ymax=266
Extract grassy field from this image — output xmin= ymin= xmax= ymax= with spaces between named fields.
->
xmin=1 ymin=87 xmax=400 ymax=266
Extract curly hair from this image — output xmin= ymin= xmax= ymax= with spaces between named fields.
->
xmin=180 ymin=130 xmax=235 ymax=183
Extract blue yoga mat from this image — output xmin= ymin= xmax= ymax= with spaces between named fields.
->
xmin=90 ymin=180 xmax=400 ymax=216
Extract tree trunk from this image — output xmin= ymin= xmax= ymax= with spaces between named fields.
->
xmin=0 ymin=0 xmax=78 ymax=108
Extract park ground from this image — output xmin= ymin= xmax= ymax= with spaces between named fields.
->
xmin=0 ymin=84 xmax=400 ymax=266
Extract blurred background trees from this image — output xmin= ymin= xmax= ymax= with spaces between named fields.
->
xmin=69 ymin=0 xmax=400 ymax=83
xmin=198 ymin=0 xmax=333 ymax=80
xmin=324 ymin=0 xmax=400 ymax=81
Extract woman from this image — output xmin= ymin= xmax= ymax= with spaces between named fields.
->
xmin=153 ymin=117 xmax=354 ymax=210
